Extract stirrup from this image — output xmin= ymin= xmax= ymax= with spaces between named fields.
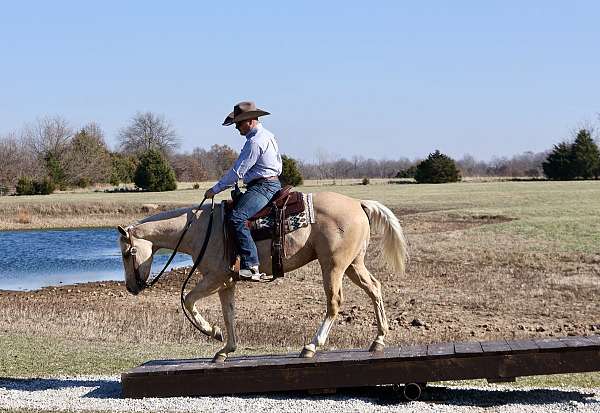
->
xmin=238 ymin=267 xmax=274 ymax=283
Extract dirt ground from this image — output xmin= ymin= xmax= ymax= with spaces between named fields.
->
xmin=1 ymin=207 xmax=598 ymax=355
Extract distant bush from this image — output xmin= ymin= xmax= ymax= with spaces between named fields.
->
xmin=543 ymin=129 xmax=600 ymax=180
xmin=361 ymin=177 xmax=370 ymax=185
xmin=34 ymin=178 xmax=56 ymax=195
xmin=76 ymin=177 xmax=91 ymax=188
xmin=16 ymin=177 xmax=55 ymax=195
xmin=414 ymin=150 xmax=461 ymax=184
xmin=279 ymin=155 xmax=303 ymax=187
xmin=193 ymin=183 xmax=200 ymax=189
xmin=16 ymin=177 xmax=34 ymax=195
xmin=134 ymin=149 xmax=177 ymax=192
xmin=542 ymin=142 xmax=574 ymax=180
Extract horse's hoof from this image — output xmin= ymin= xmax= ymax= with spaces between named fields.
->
xmin=300 ymin=347 xmax=315 ymax=358
xmin=213 ymin=327 xmax=224 ymax=342
xmin=212 ymin=353 xmax=227 ymax=363
xmin=369 ymin=341 xmax=385 ymax=353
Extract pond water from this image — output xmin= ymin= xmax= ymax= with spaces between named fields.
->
xmin=0 ymin=228 xmax=193 ymax=291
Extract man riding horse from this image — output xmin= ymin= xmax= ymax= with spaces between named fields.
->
xmin=203 ymin=101 xmax=282 ymax=282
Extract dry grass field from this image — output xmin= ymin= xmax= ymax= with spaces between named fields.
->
xmin=0 ymin=179 xmax=599 ymax=386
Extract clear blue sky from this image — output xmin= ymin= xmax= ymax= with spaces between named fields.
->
xmin=1 ymin=1 xmax=598 ymax=162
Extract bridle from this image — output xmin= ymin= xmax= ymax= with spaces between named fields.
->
xmin=121 ymin=197 xmax=217 ymax=336
xmin=121 ymin=197 xmax=214 ymax=292
xmin=121 ymin=240 xmax=146 ymax=292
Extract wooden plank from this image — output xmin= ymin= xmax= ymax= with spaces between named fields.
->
xmin=427 ymin=342 xmax=455 ymax=357
xmin=454 ymin=341 xmax=483 ymax=355
xmin=397 ymin=344 xmax=427 ymax=358
xmin=481 ymin=339 xmax=511 ymax=353
xmin=586 ymin=335 xmax=600 ymax=345
xmin=535 ymin=338 xmax=567 ymax=350
xmin=122 ymin=336 xmax=600 ymax=398
xmin=507 ymin=339 xmax=539 ymax=352
xmin=122 ymin=347 xmax=600 ymax=398
xmin=559 ymin=336 xmax=595 ymax=348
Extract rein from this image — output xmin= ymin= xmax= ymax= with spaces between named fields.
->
xmin=180 ymin=198 xmax=215 ymax=335
xmin=128 ymin=199 xmax=208 ymax=291
xmin=124 ymin=197 xmax=216 ymax=336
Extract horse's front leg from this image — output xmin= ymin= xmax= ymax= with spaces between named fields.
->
xmin=183 ymin=272 xmax=229 ymax=342
xmin=213 ymin=283 xmax=237 ymax=363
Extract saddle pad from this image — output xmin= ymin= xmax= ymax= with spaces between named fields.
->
xmin=250 ymin=193 xmax=315 ymax=233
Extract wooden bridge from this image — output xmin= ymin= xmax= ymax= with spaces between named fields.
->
xmin=122 ymin=335 xmax=600 ymax=400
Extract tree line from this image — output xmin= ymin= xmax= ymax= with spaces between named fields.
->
xmin=0 ymin=113 xmax=240 ymax=194
xmin=1 ymin=113 xmax=599 ymax=195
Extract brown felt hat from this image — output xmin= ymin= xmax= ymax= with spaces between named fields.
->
xmin=222 ymin=101 xmax=270 ymax=126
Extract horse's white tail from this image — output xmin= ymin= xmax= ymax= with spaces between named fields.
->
xmin=360 ymin=200 xmax=409 ymax=275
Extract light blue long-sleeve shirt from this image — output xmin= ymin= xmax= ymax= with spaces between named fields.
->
xmin=211 ymin=123 xmax=283 ymax=194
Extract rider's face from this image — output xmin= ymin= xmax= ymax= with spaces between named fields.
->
xmin=235 ymin=119 xmax=254 ymax=136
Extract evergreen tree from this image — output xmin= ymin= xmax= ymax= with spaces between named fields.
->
xmin=279 ymin=155 xmax=303 ymax=186
xmin=570 ymin=129 xmax=600 ymax=179
xmin=44 ymin=153 xmax=66 ymax=189
xmin=63 ymin=127 xmax=111 ymax=186
xmin=542 ymin=142 xmax=574 ymax=180
xmin=414 ymin=150 xmax=461 ymax=183
xmin=110 ymin=153 xmax=138 ymax=186
xmin=134 ymin=148 xmax=177 ymax=191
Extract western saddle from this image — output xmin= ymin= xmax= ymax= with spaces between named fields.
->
xmin=223 ymin=185 xmax=306 ymax=279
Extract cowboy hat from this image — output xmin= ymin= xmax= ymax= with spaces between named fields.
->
xmin=222 ymin=101 xmax=270 ymax=126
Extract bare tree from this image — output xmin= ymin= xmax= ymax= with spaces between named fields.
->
xmin=118 ymin=111 xmax=180 ymax=155
xmin=0 ymin=132 xmax=44 ymax=191
xmin=171 ymin=153 xmax=208 ymax=182
xmin=209 ymin=144 xmax=238 ymax=177
xmin=82 ymin=121 xmax=106 ymax=142
xmin=22 ymin=116 xmax=73 ymax=159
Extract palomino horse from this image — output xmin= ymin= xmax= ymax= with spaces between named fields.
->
xmin=118 ymin=191 xmax=408 ymax=362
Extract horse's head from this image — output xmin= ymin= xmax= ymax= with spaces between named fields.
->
xmin=117 ymin=225 xmax=154 ymax=295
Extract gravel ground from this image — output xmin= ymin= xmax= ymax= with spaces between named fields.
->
xmin=0 ymin=376 xmax=599 ymax=412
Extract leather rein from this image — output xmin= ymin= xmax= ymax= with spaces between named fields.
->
xmin=122 ymin=197 xmax=216 ymax=335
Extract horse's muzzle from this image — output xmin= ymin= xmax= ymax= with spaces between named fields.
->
xmin=126 ymin=284 xmax=140 ymax=295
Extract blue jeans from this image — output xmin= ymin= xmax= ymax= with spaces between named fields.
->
xmin=230 ymin=179 xmax=281 ymax=269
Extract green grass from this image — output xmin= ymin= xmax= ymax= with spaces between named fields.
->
xmin=0 ymin=333 xmax=287 ymax=377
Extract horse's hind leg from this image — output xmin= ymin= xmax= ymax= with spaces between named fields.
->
xmin=300 ymin=263 xmax=345 ymax=358
xmin=345 ymin=258 xmax=389 ymax=352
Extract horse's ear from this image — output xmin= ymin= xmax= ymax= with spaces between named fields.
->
xmin=117 ymin=226 xmax=128 ymax=237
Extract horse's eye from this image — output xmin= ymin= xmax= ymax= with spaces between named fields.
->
xmin=130 ymin=247 xmax=138 ymax=255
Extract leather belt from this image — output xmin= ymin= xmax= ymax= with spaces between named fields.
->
xmin=248 ymin=176 xmax=280 ymax=185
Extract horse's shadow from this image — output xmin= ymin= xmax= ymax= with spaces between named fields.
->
xmin=0 ymin=377 xmax=120 ymax=399
xmin=0 ymin=377 xmax=597 ymax=407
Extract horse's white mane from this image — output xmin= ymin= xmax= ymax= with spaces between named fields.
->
xmin=137 ymin=206 xmax=193 ymax=225
xmin=135 ymin=204 xmax=215 ymax=226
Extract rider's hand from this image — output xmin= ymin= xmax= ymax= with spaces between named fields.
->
xmin=204 ymin=188 xmax=216 ymax=199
